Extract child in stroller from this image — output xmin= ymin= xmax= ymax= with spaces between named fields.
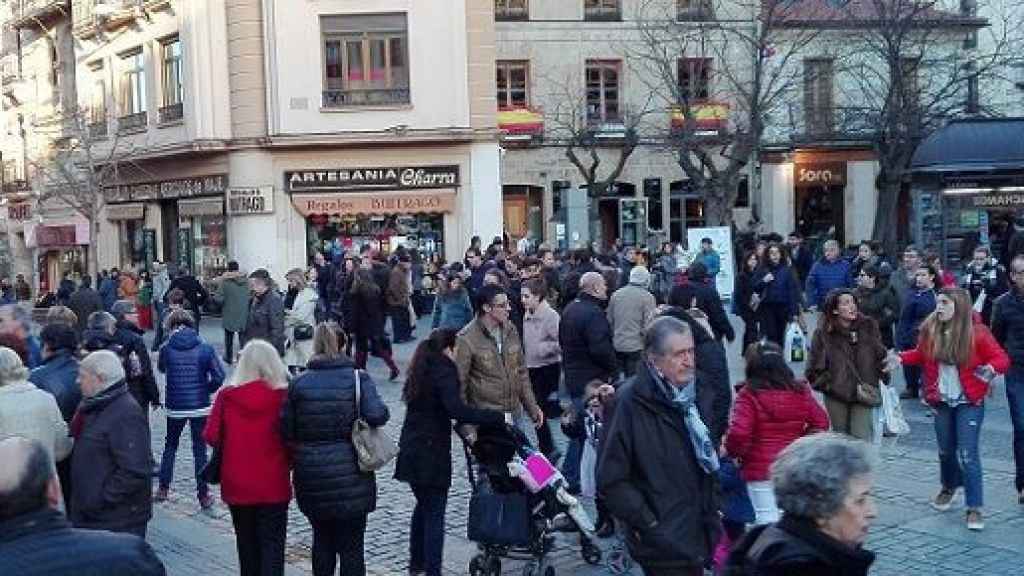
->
xmin=462 ymin=423 xmax=602 ymax=576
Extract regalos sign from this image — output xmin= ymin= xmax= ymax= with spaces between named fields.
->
xmin=285 ymin=165 xmax=460 ymax=193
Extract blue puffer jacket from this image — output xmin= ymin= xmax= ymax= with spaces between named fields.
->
xmin=896 ymin=288 xmax=936 ymax=350
xmin=431 ymin=289 xmax=474 ymax=331
xmin=805 ymin=257 xmax=853 ymax=308
xmin=158 ymin=327 xmax=224 ymax=413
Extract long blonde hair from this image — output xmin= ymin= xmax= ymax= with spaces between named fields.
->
xmin=918 ymin=287 xmax=974 ymax=366
xmin=230 ymin=339 xmax=289 ymax=389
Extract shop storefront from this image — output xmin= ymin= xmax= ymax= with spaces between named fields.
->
xmin=106 ymin=174 xmax=229 ymax=279
xmin=27 ymin=220 xmax=89 ymax=294
xmin=793 ymin=161 xmax=847 ymax=247
xmin=285 ymin=165 xmax=459 ymax=261
xmin=910 ymin=118 xmax=1024 ymax=270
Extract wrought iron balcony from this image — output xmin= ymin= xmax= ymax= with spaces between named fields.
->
xmin=88 ymin=120 xmax=107 ymax=138
xmin=322 ymin=87 xmax=411 ymax=108
xmin=158 ymin=102 xmax=183 ymax=124
xmin=117 ymin=111 xmax=147 ymax=133
xmin=10 ymin=0 xmax=69 ymax=28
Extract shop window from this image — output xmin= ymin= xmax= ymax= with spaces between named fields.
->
xmin=495 ymin=0 xmax=528 ymax=20
xmin=119 ymin=48 xmax=146 ymax=116
xmin=644 ymin=178 xmax=663 ymax=231
xmin=736 ymin=176 xmax=749 ymax=208
xmin=585 ymin=0 xmax=621 ymax=21
xmin=803 ymin=58 xmax=834 ymax=136
xmin=677 ymin=0 xmax=713 ymax=21
xmin=159 ymin=35 xmax=184 ymax=123
xmin=585 ymin=60 xmax=621 ymax=125
xmin=49 ymin=36 xmax=60 ymax=91
xmin=89 ymin=60 xmax=106 ymax=137
xmin=185 ymin=215 xmax=228 ymax=279
xmin=118 ymin=220 xmax=146 ymax=269
xmin=678 ymin=58 xmax=711 ymax=102
xmin=322 ymin=13 xmax=410 ymax=107
xmin=497 ymin=61 xmax=529 ymax=109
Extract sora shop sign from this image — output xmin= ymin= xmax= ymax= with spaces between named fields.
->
xmin=285 ymin=165 xmax=460 ymax=192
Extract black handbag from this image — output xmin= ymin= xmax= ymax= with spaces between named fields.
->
xmin=200 ymin=447 xmax=222 ymax=484
xmin=467 ymin=482 xmax=531 ymax=546
xmin=293 ymin=323 xmax=314 ymax=341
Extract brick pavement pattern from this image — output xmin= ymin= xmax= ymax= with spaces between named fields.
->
xmin=146 ymin=317 xmax=1024 ymax=575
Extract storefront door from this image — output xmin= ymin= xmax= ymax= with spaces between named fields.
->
xmin=503 ymin=196 xmax=529 ymax=244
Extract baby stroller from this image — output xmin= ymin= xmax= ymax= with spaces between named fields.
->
xmin=461 ymin=423 xmax=603 ymax=576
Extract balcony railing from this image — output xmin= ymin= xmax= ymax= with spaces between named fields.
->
xmin=158 ymin=102 xmax=183 ymax=124
xmin=10 ymin=0 xmax=69 ymax=28
xmin=495 ymin=2 xmax=529 ymax=21
xmin=670 ymin=102 xmax=730 ymax=135
xmin=322 ymin=87 xmax=411 ymax=108
xmin=584 ymin=6 xmax=621 ymax=21
xmin=117 ymin=111 xmax=147 ymax=133
xmin=789 ymin=105 xmax=880 ymax=142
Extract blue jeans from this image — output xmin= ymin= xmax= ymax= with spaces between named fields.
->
xmin=1006 ymin=369 xmax=1024 ymax=491
xmin=159 ymin=416 xmax=209 ymax=500
xmin=409 ymin=484 xmax=448 ymax=576
xmin=561 ymin=395 xmax=585 ymax=492
xmin=933 ymin=402 xmax=985 ymax=508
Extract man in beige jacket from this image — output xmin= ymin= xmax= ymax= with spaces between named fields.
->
xmin=456 ymin=284 xmax=544 ymax=431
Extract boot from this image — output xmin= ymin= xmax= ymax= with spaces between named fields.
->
xmin=381 ymin=351 xmax=400 ymax=381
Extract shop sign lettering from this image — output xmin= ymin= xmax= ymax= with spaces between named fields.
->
xmin=294 ymin=192 xmax=456 ymax=216
xmin=795 ymin=162 xmax=846 ymax=187
xmin=105 ymin=174 xmax=228 ymax=201
xmin=227 ymin=187 xmax=275 ymax=215
xmin=285 ymin=165 xmax=460 ymax=192
xmin=971 ymin=193 xmax=1024 ymax=208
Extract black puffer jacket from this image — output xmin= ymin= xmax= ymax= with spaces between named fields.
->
xmin=394 ymin=356 xmax=503 ymax=489
xmin=282 ymin=356 xmax=389 ymax=520
xmin=670 ymin=277 xmax=735 ymax=343
xmin=992 ymin=287 xmax=1024 ymax=365
xmin=723 ymin=515 xmax=875 ymax=576
xmin=560 ymin=293 xmax=617 ymax=397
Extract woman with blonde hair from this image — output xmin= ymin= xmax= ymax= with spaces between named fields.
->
xmin=203 ymin=339 xmax=292 ymax=575
xmin=284 ymin=267 xmax=318 ymax=373
xmin=889 ymin=287 xmax=1009 ymax=531
xmin=283 ymin=322 xmax=389 ymax=575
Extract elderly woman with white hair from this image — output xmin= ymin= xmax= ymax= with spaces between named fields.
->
xmin=724 ymin=433 xmax=878 ymax=575
xmin=0 ymin=346 xmax=71 ymax=463
xmin=204 ymin=339 xmax=292 ymax=575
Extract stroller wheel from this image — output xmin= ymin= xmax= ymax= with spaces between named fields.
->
xmin=581 ymin=541 xmax=602 ymax=565
xmin=605 ymin=547 xmax=633 ymax=575
xmin=469 ymin=554 xmax=486 ymax=576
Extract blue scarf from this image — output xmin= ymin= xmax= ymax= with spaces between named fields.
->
xmin=652 ymin=364 xmax=720 ymax=474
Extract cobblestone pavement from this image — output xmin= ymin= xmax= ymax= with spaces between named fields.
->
xmin=145 ymin=316 xmax=1024 ymax=575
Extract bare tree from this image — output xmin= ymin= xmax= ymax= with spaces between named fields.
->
xmin=30 ymin=107 xmax=144 ymax=275
xmin=837 ymin=0 xmax=1021 ymax=249
xmin=632 ymin=0 xmax=820 ymax=226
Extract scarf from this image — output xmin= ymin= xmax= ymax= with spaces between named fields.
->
xmin=652 ymin=364 xmax=720 ymax=474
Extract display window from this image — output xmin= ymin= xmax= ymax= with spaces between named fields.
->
xmin=305 ymin=213 xmax=444 ymax=262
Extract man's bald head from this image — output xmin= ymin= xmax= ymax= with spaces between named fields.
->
xmin=0 ymin=437 xmax=58 ymax=521
xmin=580 ymin=271 xmax=607 ymax=300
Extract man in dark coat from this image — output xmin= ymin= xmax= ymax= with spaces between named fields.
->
xmin=560 ymin=248 xmax=598 ymax=309
xmin=81 ymin=310 xmax=160 ymax=415
xmin=56 ymin=272 xmax=76 ymax=306
xmin=0 ymin=437 xmax=165 ymax=576
xmin=244 ymin=269 xmax=285 ymax=356
xmin=70 ymin=350 xmax=155 ymax=537
xmin=786 ymin=231 xmax=814 ymax=286
xmin=670 ymin=262 xmax=736 ymax=344
xmin=68 ymin=274 xmax=103 ymax=337
xmin=98 ymin=269 xmax=118 ymax=311
xmin=559 ymin=271 xmax=616 ymax=492
xmin=598 ymin=317 xmax=720 ymax=576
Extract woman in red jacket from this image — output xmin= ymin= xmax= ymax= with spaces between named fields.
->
xmin=204 ymin=339 xmax=292 ymax=575
xmin=890 ymin=287 xmax=1009 ymax=531
xmin=725 ymin=341 xmax=830 ymax=525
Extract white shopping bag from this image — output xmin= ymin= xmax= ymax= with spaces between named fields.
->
xmin=580 ymin=438 xmax=599 ymax=499
xmin=880 ymin=382 xmax=910 ymax=437
xmin=973 ymin=290 xmax=987 ymax=314
xmin=784 ymin=323 xmax=807 ymax=364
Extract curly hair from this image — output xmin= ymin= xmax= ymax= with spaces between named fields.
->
xmin=771 ymin=433 xmax=874 ymax=521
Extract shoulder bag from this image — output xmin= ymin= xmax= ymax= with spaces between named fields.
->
xmin=351 ymin=369 xmax=399 ymax=472
xmin=840 ymin=342 xmax=882 ymax=408
xmin=200 ymin=398 xmax=224 ymax=484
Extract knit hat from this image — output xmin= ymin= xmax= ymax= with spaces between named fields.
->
xmin=629 ymin=266 xmax=651 ymax=286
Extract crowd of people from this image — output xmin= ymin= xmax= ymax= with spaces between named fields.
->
xmin=2 ymin=227 xmax=1024 ymax=576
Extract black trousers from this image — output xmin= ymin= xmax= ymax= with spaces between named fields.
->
xmin=310 ymin=514 xmax=367 ymax=576
xmin=758 ymin=304 xmax=789 ymax=346
xmin=528 ymin=362 xmax=561 ymax=457
xmin=224 ymin=330 xmax=240 ymax=361
xmin=229 ymin=503 xmax=288 ymax=576
xmin=389 ymin=305 xmax=412 ymax=341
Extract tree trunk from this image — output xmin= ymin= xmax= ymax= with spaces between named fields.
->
xmin=703 ymin=185 xmax=733 ymax=227
xmin=872 ymin=176 xmax=901 ymax=254
xmin=88 ymin=218 xmax=100 ymax=277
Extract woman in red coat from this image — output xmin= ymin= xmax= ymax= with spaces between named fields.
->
xmin=890 ymin=287 xmax=1009 ymax=532
xmin=725 ymin=341 xmax=830 ymax=525
xmin=204 ymin=339 xmax=292 ymax=575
